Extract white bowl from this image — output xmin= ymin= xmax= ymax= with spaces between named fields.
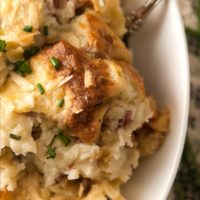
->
xmin=122 ymin=0 xmax=190 ymax=199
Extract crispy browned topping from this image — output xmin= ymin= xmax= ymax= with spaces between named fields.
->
xmin=29 ymin=40 xmax=148 ymax=143
xmin=0 ymin=191 xmax=13 ymax=200
xmin=135 ymin=109 xmax=169 ymax=157
xmin=84 ymin=12 xmax=118 ymax=57
xmin=40 ymin=41 xmax=113 ymax=142
xmin=82 ymin=12 xmax=131 ymax=62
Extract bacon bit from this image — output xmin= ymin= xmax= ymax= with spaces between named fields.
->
xmin=118 ymin=110 xmax=133 ymax=129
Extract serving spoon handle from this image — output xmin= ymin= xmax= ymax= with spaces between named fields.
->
xmin=126 ymin=0 xmax=162 ymax=32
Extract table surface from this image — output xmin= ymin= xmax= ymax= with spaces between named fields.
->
xmin=168 ymin=0 xmax=200 ymax=199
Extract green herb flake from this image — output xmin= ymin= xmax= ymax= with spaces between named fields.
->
xmin=36 ymin=83 xmax=45 ymax=95
xmin=47 ymin=145 xmax=56 ymax=159
xmin=46 ymin=130 xmax=71 ymax=159
xmin=50 ymin=57 xmax=60 ymax=70
xmin=23 ymin=25 xmax=33 ymax=33
xmin=46 ymin=134 xmax=57 ymax=159
xmin=24 ymin=46 xmax=40 ymax=59
xmin=15 ymin=60 xmax=32 ymax=76
xmin=57 ymin=130 xmax=71 ymax=147
xmin=57 ymin=98 xmax=65 ymax=107
xmin=0 ymin=40 xmax=7 ymax=52
xmin=43 ymin=25 xmax=49 ymax=36
xmin=10 ymin=133 xmax=21 ymax=141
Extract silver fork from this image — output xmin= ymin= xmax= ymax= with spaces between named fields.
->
xmin=126 ymin=0 xmax=162 ymax=32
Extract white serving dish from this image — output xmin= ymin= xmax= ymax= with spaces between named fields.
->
xmin=122 ymin=0 xmax=190 ymax=199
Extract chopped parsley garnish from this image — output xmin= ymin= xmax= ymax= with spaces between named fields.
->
xmin=10 ymin=133 xmax=21 ymax=141
xmin=46 ymin=134 xmax=57 ymax=159
xmin=15 ymin=60 xmax=32 ymax=76
xmin=43 ymin=25 xmax=49 ymax=36
xmin=57 ymin=130 xmax=71 ymax=146
xmin=46 ymin=130 xmax=71 ymax=159
xmin=23 ymin=25 xmax=33 ymax=33
xmin=57 ymin=98 xmax=65 ymax=107
xmin=36 ymin=83 xmax=45 ymax=95
xmin=47 ymin=145 xmax=56 ymax=159
xmin=0 ymin=40 xmax=7 ymax=52
xmin=50 ymin=57 xmax=60 ymax=70
xmin=24 ymin=46 xmax=40 ymax=59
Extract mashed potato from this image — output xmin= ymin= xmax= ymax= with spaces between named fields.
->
xmin=0 ymin=0 xmax=169 ymax=199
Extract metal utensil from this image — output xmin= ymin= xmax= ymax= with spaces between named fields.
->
xmin=126 ymin=0 xmax=162 ymax=32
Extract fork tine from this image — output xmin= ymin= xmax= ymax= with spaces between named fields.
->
xmin=126 ymin=0 xmax=162 ymax=33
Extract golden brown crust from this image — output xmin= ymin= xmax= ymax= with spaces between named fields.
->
xmin=0 ymin=192 xmax=13 ymax=200
xmin=149 ymin=109 xmax=170 ymax=132
xmin=71 ymin=11 xmax=131 ymax=63
xmin=34 ymin=41 xmax=115 ymax=142
xmin=72 ymin=106 xmax=108 ymax=142
xmin=85 ymin=12 xmax=131 ymax=62
xmin=29 ymin=40 xmax=148 ymax=143
xmin=135 ymin=109 xmax=169 ymax=157
xmin=135 ymin=126 xmax=165 ymax=158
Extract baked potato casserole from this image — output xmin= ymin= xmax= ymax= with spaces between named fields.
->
xmin=0 ymin=0 xmax=170 ymax=199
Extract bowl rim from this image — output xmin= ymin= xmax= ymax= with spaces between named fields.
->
xmin=124 ymin=0 xmax=190 ymax=199
xmin=162 ymin=0 xmax=190 ymax=198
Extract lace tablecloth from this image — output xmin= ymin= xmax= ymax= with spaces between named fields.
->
xmin=169 ymin=0 xmax=200 ymax=199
